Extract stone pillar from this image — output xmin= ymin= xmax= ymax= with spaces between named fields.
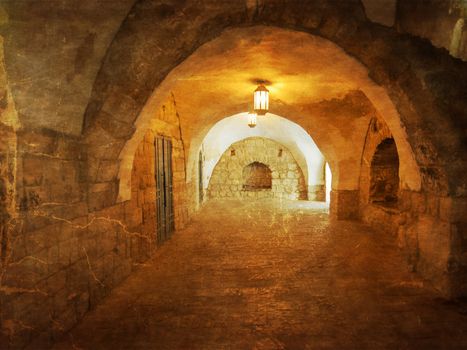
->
xmin=452 ymin=197 xmax=467 ymax=297
xmin=330 ymin=190 xmax=360 ymax=220
xmin=0 ymin=125 xmax=14 ymax=265
xmin=0 ymin=36 xmax=19 ymax=268
xmin=308 ymin=184 xmax=325 ymax=201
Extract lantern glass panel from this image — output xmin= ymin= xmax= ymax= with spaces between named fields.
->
xmin=248 ymin=113 xmax=257 ymax=128
xmin=253 ymin=85 xmax=269 ymax=115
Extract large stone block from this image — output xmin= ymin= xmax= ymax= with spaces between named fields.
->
xmin=88 ymin=186 xmax=117 ymax=212
xmin=85 ymin=125 xmax=126 ymax=160
xmin=55 ymin=137 xmax=86 ymax=161
xmin=330 ymin=190 xmax=360 ymax=220
xmin=361 ymin=203 xmax=399 ymax=235
xmin=39 ymin=201 xmax=88 ymax=223
xmin=96 ymin=160 xmax=120 ymax=182
xmin=17 ymin=129 xmax=56 ymax=156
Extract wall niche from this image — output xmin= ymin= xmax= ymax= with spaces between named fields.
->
xmin=243 ymin=162 xmax=272 ymax=190
xmin=370 ymin=138 xmax=399 ymax=206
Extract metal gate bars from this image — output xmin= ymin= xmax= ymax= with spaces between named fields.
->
xmin=155 ymin=136 xmax=175 ymax=245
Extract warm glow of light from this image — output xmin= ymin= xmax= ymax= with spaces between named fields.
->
xmin=200 ymin=112 xmax=325 ymax=193
xmin=253 ymin=84 xmax=269 ymax=115
xmin=325 ymin=162 xmax=332 ymax=203
xmin=247 ymin=113 xmax=257 ymax=128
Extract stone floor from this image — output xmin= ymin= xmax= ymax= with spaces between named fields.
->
xmin=53 ymin=199 xmax=467 ymax=350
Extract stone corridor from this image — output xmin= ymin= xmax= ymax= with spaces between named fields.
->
xmin=52 ymin=199 xmax=467 ymax=350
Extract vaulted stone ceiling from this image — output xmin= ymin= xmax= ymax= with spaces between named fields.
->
xmin=120 ymin=25 xmax=420 ymax=195
xmin=1 ymin=0 xmax=464 ymax=137
xmin=0 ymin=0 xmax=135 ymax=135
xmin=168 ymin=25 xmax=375 ymax=153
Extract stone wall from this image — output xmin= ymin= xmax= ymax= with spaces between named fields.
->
xmin=309 ymin=184 xmax=326 ymax=202
xmin=208 ymin=138 xmax=307 ymax=201
xmin=0 ymin=0 xmax=136 ymax=135
xmin=128 ymin=100 xmax=189 ymax=250
xmin=361 ymin=0 xmax=466 ymax=61
xmin=0 ymin=95 xmax=190 ymax=349
xmin=1 ymin=129 xmax=95 ymax=348
xmin=243 ymin=162 xmax=272 ymax=190
xmin=359 ymin=116 xmax=467 ymax=297
xmin=0 ymin=123 xmax=15 ymax=267
xmin=329 ymin=190 xmax=360 ymax=220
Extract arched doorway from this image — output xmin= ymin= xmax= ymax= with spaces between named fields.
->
xmin=197 ymin=112 xmax=326 ymax=203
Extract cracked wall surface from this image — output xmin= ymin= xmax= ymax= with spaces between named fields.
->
xmin=0 ymin=94 xmax=189 ymax=348
xmin=0 ymin=33 xmax=20 ymax=348
xmin=0 ymin=0 xmax=466 ymax=348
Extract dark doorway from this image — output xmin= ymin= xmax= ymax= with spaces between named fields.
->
xmin=155 ymin=136 xmax=174 ymax=245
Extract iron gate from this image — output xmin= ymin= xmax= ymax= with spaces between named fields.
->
xmin=155 ymin=136 xmax=174 ymax=245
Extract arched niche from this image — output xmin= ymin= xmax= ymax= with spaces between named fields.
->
xmin=370 ymin=138 xmax=399 ymax=206
xmin=243 ymin=162 xmax=272 ymax=191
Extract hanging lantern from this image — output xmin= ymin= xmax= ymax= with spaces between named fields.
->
xmin=247 ymin=112 xmax=257 ymax=128
xmin=253 ymin=84 xmax=269 ymax=115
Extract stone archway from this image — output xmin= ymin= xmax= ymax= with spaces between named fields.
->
xmin=198 ymin=112 xmax=326 ymax=202
xmin=80 ymin=0 xmax=465 ymax=206
xmin=113 ymin=25 xmax=422 ymax=209
xmin=75 ymin=7 xmax=466 ymax=296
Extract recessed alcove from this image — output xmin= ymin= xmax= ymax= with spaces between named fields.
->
xmin=370 ymin=138 xmax=399 ymax=207
xmin=242 ymin=162 xmax=272 ymax=191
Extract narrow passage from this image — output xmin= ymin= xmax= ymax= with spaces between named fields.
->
xmin=54 ymin=199 xmax=467 ymax=349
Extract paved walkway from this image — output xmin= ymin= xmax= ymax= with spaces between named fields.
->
xmin=54 ymin=199 xmax=467 ymax=349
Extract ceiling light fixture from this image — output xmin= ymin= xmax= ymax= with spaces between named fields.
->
xmin=247 ymin=112 xmax=257 ymax=128
xmin=253 ymin=83 xmax=269 ymax=115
